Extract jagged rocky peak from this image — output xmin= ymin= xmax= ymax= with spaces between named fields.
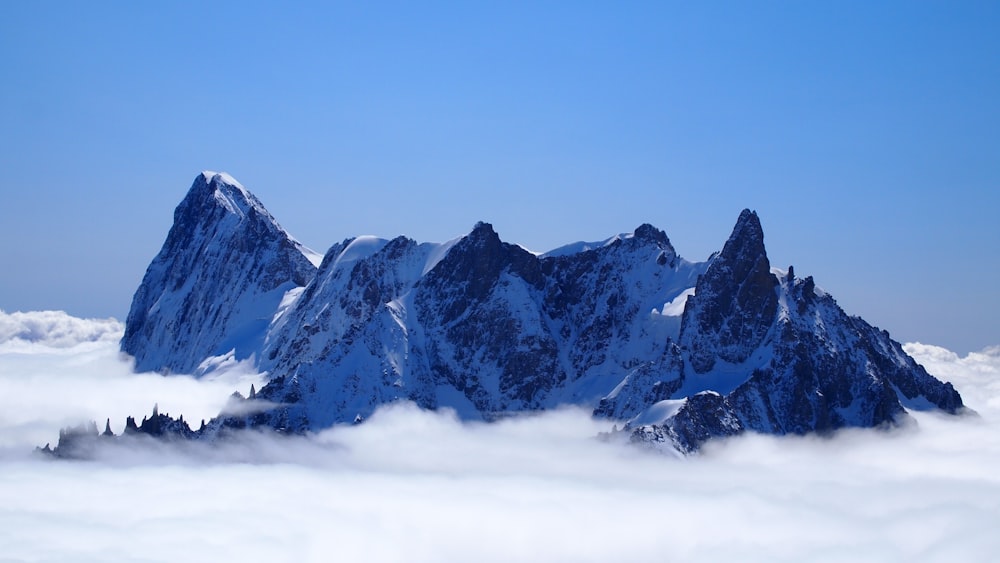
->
xmin=629 ymin=223 xmax=677 ymax=267
xmin=187 ymin=171 xmax=259 ymax=216
xmin=156 ymin=171 xmax=318 ymax=285
xmin=165 ymin=173 xmax=284 ymax=256
xmin=41 ymin=405 xmax=203 ymax=459
xmin=121 ymin=172 xmax=319 ymax=375
xmin=421 ymin=221 xmax=541 ymax=299
xmin=725 ymin=209 xmax=766 ymax=261
xmin=681 ymin=208 xmax=779 ymax=373
xmin=542 ymin=223 xmax=678 ymax=262
xmin=631 ymin=223 xmax=673 ymax=249
xmin=608 ymin=209 xmax=967 ymax=453
xmin=471 ymin=220 xmax=499 ymax=239
xmin=710 ymin=209 xmax=770 ymax=288
xmin=458 ymin=221 xmax=509 ymax=277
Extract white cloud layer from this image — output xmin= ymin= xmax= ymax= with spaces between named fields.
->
xmin=0 ymin=321 xmax=263 ymax=453
xmin=0 ymin=320 xmax=997 ymax=562
xmin=0 ymin=309 xmax=123 ymax=349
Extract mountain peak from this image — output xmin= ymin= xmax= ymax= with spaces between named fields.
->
xmin=632 ymin=223 xmax=673 ymax=249
xmin=735 ymin=208 xmax=760 ymax=227
xmin=470 ymin=220 xmax=499 ymax=238
xmin=182 ymin=171 xmax=268 ymax=222
xmin=720 ymin=209 xmax=766 ymax=268
xmin=462 ymin=220 xmax=505 ymax=257
xmin=200 ymin=170 xmax=244 ymax=188
xmin=192 ymin=171 xmax=247 ymax=201
xmin=121 ymin=173 xmax=318 ymax=374
xmin=680 ymin=208 xmax=778 ymax=373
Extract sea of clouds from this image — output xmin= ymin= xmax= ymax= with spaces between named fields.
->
xmin=0 ymin=311 xmax=997 ymax=562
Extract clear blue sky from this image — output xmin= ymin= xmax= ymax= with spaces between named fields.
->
xmin=1 ymin=2 xmax=997 ymax=354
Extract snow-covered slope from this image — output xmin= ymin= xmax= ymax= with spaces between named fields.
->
xmin=121 ymin=172 xmax=318 ymax=374
xmin=119 ymin=174 xmax=964 ymax=451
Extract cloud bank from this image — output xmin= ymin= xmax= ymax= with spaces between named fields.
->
xmin=0 ymin=316 xmax=997 ymax=561
xmin=0 ymin=309 xmax=123 ymax=349
xmin=0 ymin=317 xmax=263 ymax=453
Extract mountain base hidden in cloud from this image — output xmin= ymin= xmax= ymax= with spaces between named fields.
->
xmin=7 ymin=328 xmax=997 ymax=562
xmin=52 ymin=172 xmax=967 ymax=455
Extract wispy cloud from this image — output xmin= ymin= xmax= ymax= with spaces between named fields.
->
xmin=0 ymin=322 xmax=997 ymax=561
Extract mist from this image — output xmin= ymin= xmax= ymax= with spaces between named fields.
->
xmin=1 ymin=313 xmax=997 ymax=561
xmin=0 ymin=310 xmax=263 ymax=453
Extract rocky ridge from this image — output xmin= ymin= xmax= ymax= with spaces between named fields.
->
xmin=51 ymin=173 xmax=966 ymax=456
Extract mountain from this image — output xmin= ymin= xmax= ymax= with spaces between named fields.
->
xmin=597 ymin=210 xmax=963 ymax=452
xmin=251 ymin=219 xmax=704 ymax=430
xmin=121 ymin=172 xmax=320 ymax=374
xmin=113 ymin=173 xmax=964 ymax=453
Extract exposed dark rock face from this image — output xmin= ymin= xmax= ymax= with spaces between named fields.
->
xmin=539 ymin=224 xmax=688 ymax=384
xmin=681 ymin=209 xmax=779 ymax=374
xmin=121 ymin=173 xmax=317 ymax=374
xmin=414 ymin=221 xmax=558 ymax=415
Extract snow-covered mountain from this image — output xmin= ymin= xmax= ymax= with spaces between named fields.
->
xmin=249 ymin=220 xmax=704 ymax=430
xmin=115 ymin=173 xmax=964 ymax=452
xmin=598 ymin=210 xmax=963 ymax=452
xmin=121 ymin=172 xmax=319 ymax=374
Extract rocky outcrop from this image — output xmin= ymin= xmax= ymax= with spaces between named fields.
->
xmin=38 ymin=405 xmax=198 ymax=459
xmin=681 ymin=209 xmax=778 ymax=374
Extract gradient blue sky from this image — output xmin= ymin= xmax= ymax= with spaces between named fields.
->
xmin=1 ymin=2 xmax=997 ymax=354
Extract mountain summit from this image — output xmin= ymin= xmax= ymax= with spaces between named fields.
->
xmin=121 ymin=172 xmax=319 ymax=374
xmin=115 ymin=173 xmax=964 ymax=453
xmin=681 ymin=209 xmax=778 ymax=374
xmin=602 ymin=210 xmax=964 ymax=452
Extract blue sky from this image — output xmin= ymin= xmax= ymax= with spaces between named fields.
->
xmin=1 ymin=2 xmax=997 ymax=353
